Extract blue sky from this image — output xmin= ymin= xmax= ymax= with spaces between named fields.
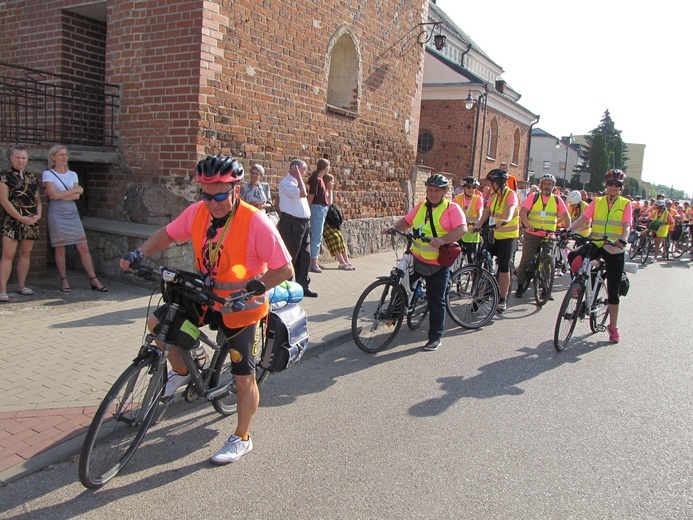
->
xmin=435 ymin=0 xmax=692 ymax=197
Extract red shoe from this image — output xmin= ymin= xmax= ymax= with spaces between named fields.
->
xmin=607 ymin=325 xmax=620 ymax=343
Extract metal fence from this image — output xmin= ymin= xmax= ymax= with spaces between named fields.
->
xmin=0 ymin=61 xmax=119 ymax=147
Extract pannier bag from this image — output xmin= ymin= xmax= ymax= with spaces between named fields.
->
xmin=619 ymin=272 xmax=630 ymax=297
xmin=260 ymin=303 xmax=309 ymax=372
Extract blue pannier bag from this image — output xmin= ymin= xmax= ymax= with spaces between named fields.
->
xmin=260 ymin=303 xmax=309 ymax=372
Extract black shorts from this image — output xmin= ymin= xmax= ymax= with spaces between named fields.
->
xmin=488 ymin=237 xmax=517 ymax=273
xmin=154 ymin=304 xmax=264 ymax=376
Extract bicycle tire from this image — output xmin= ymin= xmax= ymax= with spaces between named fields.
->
xmin=446 ymin=265 xmax=499 ymax=329
xmin=554 ymin=281 xmax=583 ymax=351
xmin=79 ymin=353 xmax=163 ymax=489
xmin=641 ymin=237 xmax=650 ymax=264
xmin=211 ymin=327 xmax=269 ymax=416
xmin=352 ymin=279 xmax=406 ymax=353
xmin=628 ymin=238 xmax=640 ymax=260
xmin=589 ymin=280 xmax=609 ymax=333
xmin=533 ymin=254 xmax=555 ymax=306
xmin=672 ymin=233 xmax=690 ymax=258
xmin=406 ymin=289 xmax=429 ymax=330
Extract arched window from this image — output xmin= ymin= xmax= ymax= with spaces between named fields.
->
xmin=512 ymin=128 xmax=521 ymax=165
xmin=486 ymin=117 xmax=498 ymax=159
xmin=327 ymin=28 xmax=360 ymax=117
xmin=418 ymin=131 xmax=434 ymax=153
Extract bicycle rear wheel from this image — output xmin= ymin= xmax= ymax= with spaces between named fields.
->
xmin=79 ymin=353 xmax=163 ymax=489
xmin=446 ymin=266 xmax=499 ymax=329
xmin=406 ymin=287 xmax=429 ymax=330
xmin=554 ymin=281 xmax=583 ymax=351
xmin=352 ymin=279 xmax=405 ymax=353
xmin=533 ymin=256 xmax=555 ymax=306
xmin=671 ymin=233 xmax=689 ymax=258
xmin=589 ymin=280 xmax=609 ymax=333
xmin=212 ymin=325 xmax=269 ymax=416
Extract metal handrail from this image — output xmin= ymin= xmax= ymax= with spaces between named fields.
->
xmin=0 ymin=61 xmax=119 ymax=147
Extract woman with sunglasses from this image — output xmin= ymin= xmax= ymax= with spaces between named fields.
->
xmin=568 ymin=169 xmax=632 ymax=343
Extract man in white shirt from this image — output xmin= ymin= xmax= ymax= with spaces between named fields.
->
xmin=277 ymin=160 xmax=317 ymax=297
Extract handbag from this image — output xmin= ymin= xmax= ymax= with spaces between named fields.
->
xmin=618 ymin=272 xmax=630 ymax=297
xmin=646 ymin=220 xmax=662 ymax=232
xmin=266 ymin=203 xmax=280 ymax=226
xmin=427 ymin=203 xmax=461 ymax=267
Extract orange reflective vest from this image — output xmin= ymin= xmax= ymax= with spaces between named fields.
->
xmin=190 ymin=200 xmax=269 ymax=328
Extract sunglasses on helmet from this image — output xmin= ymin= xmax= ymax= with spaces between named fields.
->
xmin=200 ymin=190 xmax=233 ymax=202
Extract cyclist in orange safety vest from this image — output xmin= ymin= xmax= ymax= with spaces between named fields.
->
xmin=120 ymin=154 xmax=293 ymax=465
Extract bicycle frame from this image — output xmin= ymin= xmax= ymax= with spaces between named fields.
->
xmin=575 ymin=253 xmax=606 ymax=321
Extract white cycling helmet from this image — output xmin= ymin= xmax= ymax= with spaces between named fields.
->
xmin=567 ymin=190 xmax=582 ymax=205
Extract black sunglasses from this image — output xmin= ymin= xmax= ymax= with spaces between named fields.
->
xmin=605 ymin=181 xmax=623 ymax=187
xmin=200 ymin=190 xmax=233 ymax=202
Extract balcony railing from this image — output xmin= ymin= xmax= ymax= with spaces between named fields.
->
xmin=0 ymin=61 xmax=119 ymax=147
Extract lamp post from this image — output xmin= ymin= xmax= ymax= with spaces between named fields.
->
xmin=464 ymin=88 xmax=488 ymax=180
xmin=555 ymin=133 xmax=573 ymax=188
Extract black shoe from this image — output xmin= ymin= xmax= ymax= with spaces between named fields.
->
xmin=515 ymin=288 xmax=525 ymax=298
xmin=423 ymin=339 xmax=441 ymax=351
xmin=303 ymin=288 xmax=319 ymax=298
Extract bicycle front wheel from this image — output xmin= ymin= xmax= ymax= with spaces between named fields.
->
xmin=533 ymin=256 xmax=555 ymax=306
xmin=589 ymin=280 xmax=609 ymax=333
xmin=352 ymin=279 xmax=406 ymax=353
xmin=554 ymin=281 xmax=583 ymax=351
xmin=212 ymin=328 xmax=269 ymax=416
xmin=446 ymin=266 xmax=499 ymax=329
xmin=628 ymin=237 xmax=641 ymax=260
xmin=79 ymin=353 xmax=163 ymax=489
xmin=672 ymin=233 xmax=689 ymax=258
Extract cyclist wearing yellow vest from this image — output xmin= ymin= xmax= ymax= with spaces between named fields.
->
xmin=453 ymin=176 xmax=484 ymax=264
xmin=477 ymin=168 xmax=520 ymax=312
xmin=515 ymin=174 xmax=571 ymax=298
xmin=385 ymin=174 xmax=466 ymax=351
xmin=640 ymin=199 xmax=674 ymax=262
xmin=569 ymin=169 xmax=632 ymax=343
xmin=120 ymin=154 xmax=293 ymax=465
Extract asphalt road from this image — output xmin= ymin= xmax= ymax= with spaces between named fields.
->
xmin=1 ymin=260 xmax=691 ymax=519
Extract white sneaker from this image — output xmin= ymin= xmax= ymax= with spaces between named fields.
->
xmin=163 ymin=370 xmax=191 ymax=398
xmin=649 ymin=258 xmax=657 ymax=264
xmin=210 ymin=435 xmax=253 ymax=465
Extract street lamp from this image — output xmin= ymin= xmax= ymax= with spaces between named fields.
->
xmin=555 ymin=133 xmax=573 ymax=188
xmin=464 ymin=88 xmax=488 ymax=180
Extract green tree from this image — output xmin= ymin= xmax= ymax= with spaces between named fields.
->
xmin=622 ymin=177 xmax=640 ymax=197
xmin=586 ymin=132 xmax=608 ymax=192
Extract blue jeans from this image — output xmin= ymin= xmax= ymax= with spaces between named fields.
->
xmin=310 ymin=204 xmax=329 ymax=258
xmin=424 ymin=265 xmax=451 ymax=342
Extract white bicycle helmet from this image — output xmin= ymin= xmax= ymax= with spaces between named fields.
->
xmin=567 ymin=190 xmax=582 ymax=205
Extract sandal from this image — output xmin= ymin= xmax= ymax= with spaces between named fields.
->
xmin=18 ymin=287 xmax=34 ymax=296
xmin=338 ymin=263 xmax=356 ymax=271
xmin=90 ymin=277 xmax=108 ymax=292
xmin=309 ymin=265 xmax=323 ymax=273
xmin=60 ymin=277 xmax=71 ymax=293
xmin=0 ymin=292 xmax=9 ymax=303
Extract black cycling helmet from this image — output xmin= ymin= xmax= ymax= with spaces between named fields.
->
xmin=425 ymin=173 xmax=450 ymax=189
xmin=486 ymin=168 xmax=508 ymax=183
xmin=195 ymin=154 xmax=244 ymax=184
xmin=462 ymin=175 xmax=479 ymax=187
xmin=604 ymin=169 xmax=626 ymax=183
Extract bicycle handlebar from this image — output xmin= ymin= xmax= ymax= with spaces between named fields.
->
xmin=129 ymin=264 xmax=266 ymax=308
xmin=386 ymin=228 xmax=432 ymax=243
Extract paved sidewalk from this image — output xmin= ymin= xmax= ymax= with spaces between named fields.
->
xmin=0 ymin=249 xmax=397 ymax=484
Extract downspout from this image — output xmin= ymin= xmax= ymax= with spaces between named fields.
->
xmin=525 ymin=114 xmax=540 ymax=184
xmin=459 ymin=41 xmax=472 ymax=67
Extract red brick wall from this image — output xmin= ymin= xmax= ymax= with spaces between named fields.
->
xmin=418 ymin=99 xmax=530 ymax=183
xmin=3 ymin=0 xmax=429 ymax=222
